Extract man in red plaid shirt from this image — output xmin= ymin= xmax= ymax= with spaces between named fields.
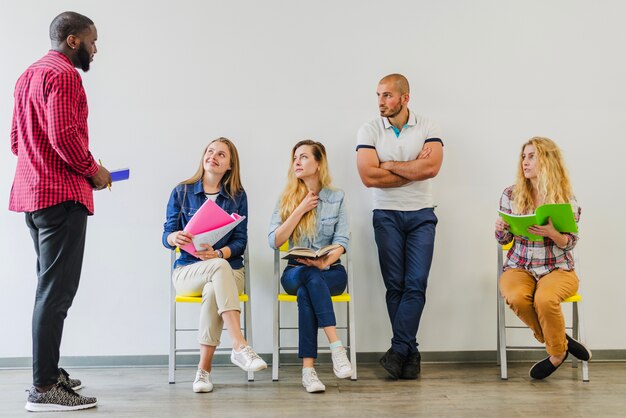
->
xmin=9 ymin=11 xmax=111 ymax=412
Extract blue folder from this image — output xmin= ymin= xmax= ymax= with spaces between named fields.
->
xmin=110 ymin=168 xmax=130 ymax=182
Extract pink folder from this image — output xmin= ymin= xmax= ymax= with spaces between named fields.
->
xmin=180 ymin=200 xmax=242 ymax=256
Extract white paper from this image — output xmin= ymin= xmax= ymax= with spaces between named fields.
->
xmin=191 ymin=215 xmax=246 ymax=251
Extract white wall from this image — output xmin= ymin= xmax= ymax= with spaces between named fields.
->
xmin=1 ymin=0 xmax=624 ymax=358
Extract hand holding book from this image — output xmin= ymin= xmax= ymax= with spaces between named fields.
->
xmin=497 ymin=203 xmax=577 ymax=242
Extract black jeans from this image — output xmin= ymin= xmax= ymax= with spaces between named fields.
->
xmin=25 ymin=201 xmax=88 ymax=387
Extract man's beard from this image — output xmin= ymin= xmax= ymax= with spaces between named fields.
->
xmin=381 ymin=104 xmax=403 ymax=119
xmin=76 ymin=43 xmax=91 ymax=72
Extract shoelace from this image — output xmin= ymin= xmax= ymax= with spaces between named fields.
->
xmin=196 ymin=369 xmax=210 ymax=382
xmin=306 ymin=369 xmax=321 ymax=382
xmin=242 ymin=346 xmax=261 ymax=360
xmin=57 ymin=380 xmax=79 ymax=397
xmin=59 ymin=368 xmax=70 ymax=379
xmin=333 ymin=348 xmax=350 ymax=368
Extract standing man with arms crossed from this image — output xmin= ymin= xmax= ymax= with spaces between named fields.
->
xmin=356 ymin=74 xmax=443 ymax=380
xmin=9 ymin=11 xmax=111 ymax=412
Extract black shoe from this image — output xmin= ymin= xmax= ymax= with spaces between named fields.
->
xmin=399 ymin=351 xmax=421 ymax=379
xmin=566 ymin=334 xmax=592 ymax=361
xmin=379 ymin=349 xmax=406 ymax=379
xmin=529 ymin=353 xmax=568 ymax=380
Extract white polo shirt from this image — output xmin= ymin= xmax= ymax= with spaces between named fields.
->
xmin=357 ymin=110 xmax=443 ymax=211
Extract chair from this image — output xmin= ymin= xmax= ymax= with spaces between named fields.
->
xmin=169 ymin=247 xmax=254 ymax=383
xmin=496 ymin=242 xmax=589 ymax=381
xmin=272 ymin=241 xmax=357 ymax=381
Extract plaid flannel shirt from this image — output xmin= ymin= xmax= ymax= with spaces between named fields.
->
xmin=9 ymin=50 xmax=99 ymax=214
xmin=495 ymin=186 xmax=581 ymax=279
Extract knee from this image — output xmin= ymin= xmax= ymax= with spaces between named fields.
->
xmin=533 ymin=292 xmax=560 ymax=312
xmin=212 ymin=258 xmax=230 ymax=271
xmin=504 ymin=292 xmax=533 ymax=310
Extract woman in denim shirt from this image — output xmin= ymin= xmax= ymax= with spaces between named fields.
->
xmin=268 ymin=140 xmax=352 ymax=393
xmin=163 ymin=138 xmax=266 ymax=393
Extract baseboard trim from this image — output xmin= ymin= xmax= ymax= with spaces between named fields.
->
xmin=1 ymin=350 xmax=625 ymax=369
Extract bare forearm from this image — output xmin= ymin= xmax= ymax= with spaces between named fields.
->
xmin=384 ymin=160 xmax=439 ymax=181
xmin=273 ymin=209 xmax=304 ymax=247
xmin=549 ymin=232 xmax=569 ymax=248
xmin=359 ymin=166 xmax=411 ymax=188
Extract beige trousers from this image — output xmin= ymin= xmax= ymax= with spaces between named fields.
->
xmin=499 ymin=268 xmax=579 ymax=356
xmin=173 ymin=258 xmax=244 ymax=346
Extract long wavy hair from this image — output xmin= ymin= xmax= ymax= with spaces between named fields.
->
xmin=181 ymin=137 xmax=243 ymax=199
xmin=513 ymin=137 xmax=573 ymax=214
xmin=279 ymin=140 xmax=333 ymax=243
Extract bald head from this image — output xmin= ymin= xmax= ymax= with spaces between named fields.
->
xmin=379 ymin=74 xmax=410 ymax=95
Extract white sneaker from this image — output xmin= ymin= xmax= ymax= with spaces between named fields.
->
xmin=331 ymin=346 xmax=353 ymax=379
xmin=230 ymin=345 xmax=267 ymax=372
xmin=193 ymin=369 xmax=213 ymax=393
xmin=302 ymin=368 xmax=326 ymax=393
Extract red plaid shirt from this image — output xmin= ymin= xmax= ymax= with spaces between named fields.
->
xmin=9 ymin=50 xmax=99 ymax=215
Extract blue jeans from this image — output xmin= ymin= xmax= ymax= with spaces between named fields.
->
xmin=373 ymin=208 xmax=437 ymax=357
xmin=281 ymin=264 xmax=347 ymax=358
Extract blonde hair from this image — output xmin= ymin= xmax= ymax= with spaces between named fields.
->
xmin=279 ymin=140 xmax=333 ymax=244
xmin=513 ymin=137 xmax=573 ymax=214
xmin=181 ymin=137 xmax=243 ymax=199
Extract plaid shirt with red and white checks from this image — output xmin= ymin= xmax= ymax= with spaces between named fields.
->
xmin=9 ymin=50 xmax=99 ymax=215
xmin=495 ymin=186 xmax=581 ymax=279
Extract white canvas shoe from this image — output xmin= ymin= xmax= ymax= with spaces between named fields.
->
xmin=193 ymin=368 xmax=213 ymax=393
xmin=331 ymin=346 xmax=353 ymax=379
xmin=230 ymin=345 xmax=267 ymax=372
xmin=302 ymin=368 xmax=326 ymax=393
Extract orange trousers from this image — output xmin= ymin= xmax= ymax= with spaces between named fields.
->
xmin=499 ymin=268 xmax=579 ymax=356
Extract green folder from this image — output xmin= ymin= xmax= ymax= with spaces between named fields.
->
xmin=498 ymin=203 xmax=578 ymax=242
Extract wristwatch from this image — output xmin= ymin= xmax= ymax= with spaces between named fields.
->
xmin=216 ymin=249 xmax=224 ymax=259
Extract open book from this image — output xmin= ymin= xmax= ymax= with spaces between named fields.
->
xmin=498 ymin=203 xmax=578 ymax=242
xmin=180 ymin=199 xmax=246 ymax=256
xmin=282 ymin=244 xmax=343 ymax=260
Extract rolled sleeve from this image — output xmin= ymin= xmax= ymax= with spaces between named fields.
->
xmin=496 ymin=187 xmax=514 ymax=245
xmin=46 ymin=72 xmax=99 ymax=177
xmin=268 ymin=201 xmax=282 ymax=249
xmin=162 ymin=188 xmax=181 ymax=249
xmin=558 ymin=198 xmax=581 ymax=251
xmin=224 ymin=192 xmax=248 ymax=258
xmin=332 ymin=195 xmax=350 ymax=252
xmin=10 ymin=106 xmax=18 ymax=155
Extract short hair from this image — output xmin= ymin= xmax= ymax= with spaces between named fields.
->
xmin=379 ymin=73 xmax=410 ymax=95
xmin=49 ymin=11 xmax=94 ymax=42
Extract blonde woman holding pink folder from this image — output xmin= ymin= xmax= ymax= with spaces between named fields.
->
xmin=163 ymin=138 xmax=266 ymax=393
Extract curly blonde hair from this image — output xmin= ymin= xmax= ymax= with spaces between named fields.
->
xmin=279 ymin=140 xmax=333 ymax=244
xmin=513 ymin=137 xmax=573 ymax=214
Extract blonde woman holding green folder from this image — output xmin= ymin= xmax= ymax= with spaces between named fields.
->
xmin=495 ymin=137 xmax=591 ymax=380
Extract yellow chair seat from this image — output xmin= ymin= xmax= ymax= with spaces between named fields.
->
xmin=563 ymin=293 xmax=582 ymax=303
xmin=277 ymin=293 xmax=351 ymax=303
xmin=176 ymin=294 xmax=249 ymax=303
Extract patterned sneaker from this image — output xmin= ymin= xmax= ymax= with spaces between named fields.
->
xmin=25 ymin=382 xmax=97 ymax=412
xmin=192 ymin=368 xmax=213 ymax=393
xmin=331 ymin=346 xmax=353 ymax=379
xmin=302 ymin=368 xmax=326 ymax=393
xmin=230 ymin=345 xmax=267 ymax=372
xmin=58 ymin=368 xmax=82 ymax=390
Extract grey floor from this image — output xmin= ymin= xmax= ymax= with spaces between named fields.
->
xmin=1 ymin=361 xmax=624 ymax=417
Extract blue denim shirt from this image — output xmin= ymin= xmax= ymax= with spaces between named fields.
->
xmin=268 ymin=187 xmax=349 ymax=251
xmin=162 ymin=180 xmax=248 ymax=269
